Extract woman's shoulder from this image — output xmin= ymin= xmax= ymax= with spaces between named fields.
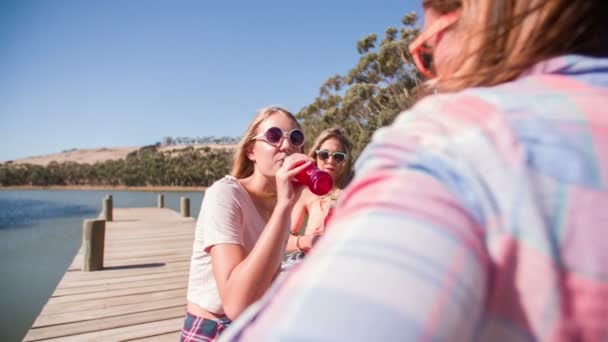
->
xmin=405 ymin=76 xmax=568 ymax=128
xmin=206 ymin=175 xmax=246 ymax=197
xmin=398 ymin=90 xmax=496 ymax=129
xmin=200 ymin=176 xmax=252 ymax=216
xmin=384 ymin=87 xmax=521 ymax=153
xmin=357 ymin=89 xmax=518 ymax=182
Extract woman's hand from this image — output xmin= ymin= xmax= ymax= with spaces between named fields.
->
xmin=275 ymin=153 xmax=313 ymax=207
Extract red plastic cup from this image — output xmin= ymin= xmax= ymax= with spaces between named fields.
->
xmin=294 ymin=163 xmax=333 ymax=196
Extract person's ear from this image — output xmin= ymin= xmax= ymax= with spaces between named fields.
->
xmin=246 ymin=143 xmax=255 ymax=162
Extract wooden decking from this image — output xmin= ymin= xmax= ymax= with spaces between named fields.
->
xmin=25 ymin=208 xmax=195 ymax=341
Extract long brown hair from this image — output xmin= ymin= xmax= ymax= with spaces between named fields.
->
xmin=422 ymin=0 xmax=607 ymax=92
xmin=231 ymin=106 xmax=302 ymax=179
xmin=308 ymin=127 xmax=353 ymax=189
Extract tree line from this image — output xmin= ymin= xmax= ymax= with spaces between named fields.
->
xmin=0 ymin=146 xmax=233 ymax=187
xmin=1 ymin=12 xmax=422 ymax=188
xmin=161 ymin=136 xmax=239 ymax=146
xmin=296 ymin=12 xmax=421 ymax=158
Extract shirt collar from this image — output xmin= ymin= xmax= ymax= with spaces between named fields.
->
xmin=522 ymin=55 xmax=608 ymax=87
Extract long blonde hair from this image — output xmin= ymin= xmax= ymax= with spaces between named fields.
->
xmin=308 ymin=127 xmax=353 ymax=189
xmin=423 ymin=0 xmax=607 ymax=92
xmin=231 ymin=106 xmax=302 ymax=179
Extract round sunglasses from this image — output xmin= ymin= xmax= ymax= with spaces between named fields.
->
xmin=316 ymin=149 xmax=348 ymax=164
xmin=251 ymin=127 xmax=305 ymax=148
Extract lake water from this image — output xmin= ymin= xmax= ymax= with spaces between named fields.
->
xmin=0 ymin=189 xmax=203 ymax=341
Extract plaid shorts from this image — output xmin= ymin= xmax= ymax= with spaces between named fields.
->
xmin=180 ymin=311 xmax=231 ymax=342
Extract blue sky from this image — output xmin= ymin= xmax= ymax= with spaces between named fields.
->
xmin=0 ymin=0 xmax=422 ymax=162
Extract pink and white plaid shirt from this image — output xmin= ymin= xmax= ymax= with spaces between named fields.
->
xmin=221 ymin=55 xmax=608 ymax=341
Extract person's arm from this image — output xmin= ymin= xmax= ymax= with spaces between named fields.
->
xmin=285 ymin=233 xmax=319 ymax=254
xmin=219 ymin=97 xmax=493 ymax=341
xmin=210 ymin=155 xmax=313 ymax=320
xmin=210 ymin=201 xmax=293 ymax=319
xmin=285 ymin=191 xmax=313 ymax=253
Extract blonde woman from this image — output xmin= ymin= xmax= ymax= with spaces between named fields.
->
xmin=180 ymin=106 xmax=314 ymax=341
xmin=284 ymin=128 xmax=352 ymax=258
xmin=221 ymin=0 xmax=608 ymax=340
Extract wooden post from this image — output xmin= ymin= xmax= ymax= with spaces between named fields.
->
xmin=158 ymin=194 xmax=164 ymax=208
xmin=180 ymin=197 xmax=190 ymax=217
xmin=102 ymin=195 xmax=113 ymax=221
xmin=82 ymin=219 xmax=105 ymax=271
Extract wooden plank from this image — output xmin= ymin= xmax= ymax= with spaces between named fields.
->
xmin=68 ymin=253 xmax=191 ymax=271
xmin=34 ymin=289 xmax=186 ymax=327
xmin=100 ymin=250 xmax=192 ymax=261
xmin=39 ymin=318 xmax=184 ymax=342
xmin=103 ymin=238 xmax=193 ymax=248
xmin=105 ymin=245 xmax=193 ymax=253
xmin=27 ymin=208 xmax=195 ymax=340
xmin=56 ymin=270 xmax=187 ymax=289
xmin=47 ymin=282 xmax=187 ymax=305
xmin=106 ymin=236 xmax=193 ymax=245
xmin=24 ymin=307 xmax=185 ymax=341
xmin=52 ymin=276 xmax=185 ymax=297
xmin=57 ymin=269 xmax=189 ymax=288
xmin=60 ymin=261 xmax=189 ymax=282
xmin=103 ymin=231 xmax=193 ymax=240
xmin=100 ymin=253 xmax=191 ymax=268
xmin=40 ymin=288 xmax=186 ymax=315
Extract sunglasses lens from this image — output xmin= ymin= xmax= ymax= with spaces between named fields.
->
xmin=265 ymin=127 xmax=283 ymax=144
xmin=333 ymin=153 xmax=346 ymax=163
xmin=289 ymin=130 xmax=305 ymax=147
xmin=317 ymin=150 xmax=330 ymax=161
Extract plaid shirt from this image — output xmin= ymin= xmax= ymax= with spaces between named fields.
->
xmin=221 ymin=55 xmax=608 ymax=341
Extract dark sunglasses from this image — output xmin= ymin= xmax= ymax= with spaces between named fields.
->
xmin=252 ymin=127 xmax=305 ymax=148
xmin=316 ymin=149 xmax=348 ymax=164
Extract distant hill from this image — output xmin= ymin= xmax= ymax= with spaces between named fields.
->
xmin=10 ymin=144 xmax=237 ymax=166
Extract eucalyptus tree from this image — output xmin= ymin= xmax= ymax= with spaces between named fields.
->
xmin=297 ymin=12 xmax=422 ymax=159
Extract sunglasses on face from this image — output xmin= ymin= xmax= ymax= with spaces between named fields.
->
xmin=408 ymin=11 xmax=460 ymax=78
xmin=251 ymin=127 xmax=305 ymax=148
xmin=316 ymin=149 xmax=348 ymax=164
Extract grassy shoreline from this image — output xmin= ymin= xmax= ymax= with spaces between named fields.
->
xmin=0 ymin=185 xmax=207 ymax=192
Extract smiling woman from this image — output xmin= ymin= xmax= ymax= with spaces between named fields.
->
xmin=283 ymin=127 xmax=353 ymax=261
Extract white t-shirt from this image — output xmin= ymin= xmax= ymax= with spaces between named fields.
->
xmin=187 ymin=175 xmax=266 ymax=314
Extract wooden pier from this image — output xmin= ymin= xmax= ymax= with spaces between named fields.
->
xmin=24 ymin=207 xmax=195 ymax=341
